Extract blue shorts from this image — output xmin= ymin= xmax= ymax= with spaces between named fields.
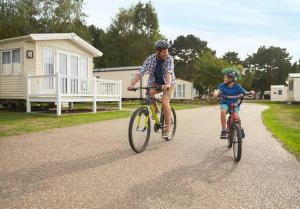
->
xmin=220 ymin=104 xmax=240 ymax=113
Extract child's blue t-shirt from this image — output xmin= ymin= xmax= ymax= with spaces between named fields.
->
xmin=218 ymin=83 xmax=247 ymax=104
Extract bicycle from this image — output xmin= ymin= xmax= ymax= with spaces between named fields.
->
xmin=219 ymin=93 xmax=249 ymax=162
xmin=128 ymin=86 xmax=177 ymax=153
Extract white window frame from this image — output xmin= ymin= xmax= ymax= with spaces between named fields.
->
xmin=0 ymin=48 xmax=22 ymax=75
xmin=43 ymin=47 xmax=56 ymax=75
xmin=175 ymin=84 xmax=185 ymax=99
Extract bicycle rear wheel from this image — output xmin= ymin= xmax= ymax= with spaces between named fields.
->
xmin=160 ymin=107 xmax=177 ymax=141
xmin=232 ymin=123 xmax=242 ymax=162
xmin=128 ymin=107 xmax=151 ymax=153
xmin=227 ymin=131 xmax=233 ymax=148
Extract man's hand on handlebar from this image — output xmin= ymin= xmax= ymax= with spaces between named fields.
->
xmin=127 ymin=84 xmax=135 ymax=91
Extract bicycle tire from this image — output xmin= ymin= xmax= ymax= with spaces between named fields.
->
xmin=128 ymin=107 xmax=151 ymax=153
xmin=232 ymin=122 xmax=242 ymax=162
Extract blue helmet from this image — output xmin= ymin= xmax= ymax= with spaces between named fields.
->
xmin=154 ymin=40 xmax=170 ymax=51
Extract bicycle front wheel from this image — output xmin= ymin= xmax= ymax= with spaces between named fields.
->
xmin=128 ymin=107 xmax=151 ymax=153
xmin=232 ymin=123 xmax=242 ymax=162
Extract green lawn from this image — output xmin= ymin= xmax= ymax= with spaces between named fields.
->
xmin=74 ymin=101 xmax=200 ymax=110
xmin=0 ymin=101 xmax=200 ymax=137
xmin=260 ymin=102 xmax=300 ymax=158
xmin=0 ymin=110 xmax=132 ymax=138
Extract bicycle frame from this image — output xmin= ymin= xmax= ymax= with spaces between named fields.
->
xmin=134 ymin=86 xmax=165 ymax=130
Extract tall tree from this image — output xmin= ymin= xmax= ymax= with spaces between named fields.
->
xmin=89 ymin=25 xmax=106 ymax=68
xmin=222 ymin=51 xmax=241 ymax=65
xmin=193 ymin=52 xmax=228 ymax=92
xmin=103 ymin=1 xmax=161 ymax=67
xmin=169 ymin=34 xmax=214 ymax=81
xmin=244 ymin=46 xmax=292 ymax=96
xmin=0 ymin=0 xmax=88 ymax=39
xmin=0 ymin=0 xmax=41 ymax=39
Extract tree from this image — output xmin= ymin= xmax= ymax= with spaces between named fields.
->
xmin=89 ymin=25 xmax=106 ymax=68
xmin=239 ymin=68 xmax=255 ymax=91
xmin=169 ymin=34 xmax=215 ymax=82
xmin=193 ymin=52 xmax=228 ymax=92
xmin=0 ymin=0 xmax=41 ymax=39
xmin=102 ymin=1 xmax=161 ymax=67
xmin=244 ymin=46 xmax=292 ymax=96
xmin=0 ymin=0 xmax=88 ymax=39
xmin=222 ymin=51 xmax=241 ymax=65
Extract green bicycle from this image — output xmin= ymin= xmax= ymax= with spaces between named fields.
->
xmin=128 ymin=86 xmax=177 ymax=153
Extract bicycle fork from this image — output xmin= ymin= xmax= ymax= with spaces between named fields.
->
xmin=136 ymin=107 xmax=149 ymax=132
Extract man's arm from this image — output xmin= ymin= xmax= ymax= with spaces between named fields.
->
xmin=127 ymin=56 xmax=150 ymax=91
xmin=127 ymin=75 xmax=141 ymax=90
xmin=162 ymin=56 xmax=174 ymax=91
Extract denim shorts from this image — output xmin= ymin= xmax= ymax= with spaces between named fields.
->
xmin=220 ymin=104 xmax=240 ymax=113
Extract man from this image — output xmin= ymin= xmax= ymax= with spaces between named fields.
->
xmin=127 ymin=40 xmax=176 ymax=138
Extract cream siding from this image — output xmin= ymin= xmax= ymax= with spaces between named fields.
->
xmin=271 ymin=85 xmax=288 ymax=102
xmin=0 ymin=40 xmax=27 ymax=99
xmin=173 ymin=79 xmax=193 ymax=99
xmin=94 ymin=69 xmax=194 ymax=99
xmin=288 ymin=78 xmax=300 ymax=101
xmin=0 ymin=38 xmax=96 ymax=100
xmin=36 ymin=40 xmax=94 ymax=77
xmin=94 ymin=70 xmax=148 ymax=98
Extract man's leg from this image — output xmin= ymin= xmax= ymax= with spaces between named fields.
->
xmin=162 ymin=86 xmax=174 ymax=137
xmin=149 ymin=89 xmax=159 ymax=113
xmin=162 ymin=94 xmax=171 ymax=131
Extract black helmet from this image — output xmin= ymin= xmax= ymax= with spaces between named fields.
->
xmin=154 ymin=40 xmax=170 ymax=51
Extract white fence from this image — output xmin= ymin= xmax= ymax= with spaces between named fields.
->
xmin=26 ymin=74 xmax=122 ymax=115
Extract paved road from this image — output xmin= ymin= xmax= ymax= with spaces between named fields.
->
xmin=0 ymin=104 xmax=299 ymax=209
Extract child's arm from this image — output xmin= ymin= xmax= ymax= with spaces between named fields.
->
xmin=239 ymin=84 xmax=255 ymax=95
xmin=213 ymin=84 xmax=222 ymax=98
xmin=213 ymin=89 xmax=220 ymax=98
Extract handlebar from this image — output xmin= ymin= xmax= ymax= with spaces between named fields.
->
xmin=129 ymin=85 xmax=168 ymax=92
xmin=217 ymin=92 xmax=251 ymax=99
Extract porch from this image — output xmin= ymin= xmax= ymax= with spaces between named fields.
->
xmin=26 ymin=74 xmax=122 ymax=115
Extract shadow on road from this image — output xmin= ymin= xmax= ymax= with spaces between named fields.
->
xmin=107 ymin=145 xmax=238 ymax=209
xmin=0 ymin=149 xmax=134 ymax=199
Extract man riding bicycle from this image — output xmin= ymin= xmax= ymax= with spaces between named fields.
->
xmin=213 ymin=67 xmax=255 ymax=139
xmin=127 ymin=40 xmax=176 ymax=138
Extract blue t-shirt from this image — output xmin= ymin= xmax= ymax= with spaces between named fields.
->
xmin=154 ymin=59 xmax=165 ymax=85
xmin=218 ymin=83 xmax=247 ymax=104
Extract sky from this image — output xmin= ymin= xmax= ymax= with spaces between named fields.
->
xmin=84 ymin=0 xmax=300 ymax=62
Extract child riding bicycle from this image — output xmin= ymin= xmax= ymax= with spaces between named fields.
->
xmin=213 ymin=67 xmax=255 ymax=139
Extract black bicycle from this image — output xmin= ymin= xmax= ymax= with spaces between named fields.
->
xmin=219 ymin=93 xmax=249 ymax=162
xmin=128 ymin=86 xmax=177 ymax=153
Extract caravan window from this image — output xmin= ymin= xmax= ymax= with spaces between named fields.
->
xmin=1 ymin=49 xmax=21 ymax=75
xmin=289 ymin=80 xmax=294 ymax=91
xmin=44 ymin=48 xmax=55 ymax=75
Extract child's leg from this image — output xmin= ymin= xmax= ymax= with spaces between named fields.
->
xmin=220 ymin=104 xmax=228 ymax=130
xmin=221 ymin=110 xmax=227 ymax=129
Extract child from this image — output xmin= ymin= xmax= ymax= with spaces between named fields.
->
xmin=213 ymin=67 xmax=255 ymax=139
